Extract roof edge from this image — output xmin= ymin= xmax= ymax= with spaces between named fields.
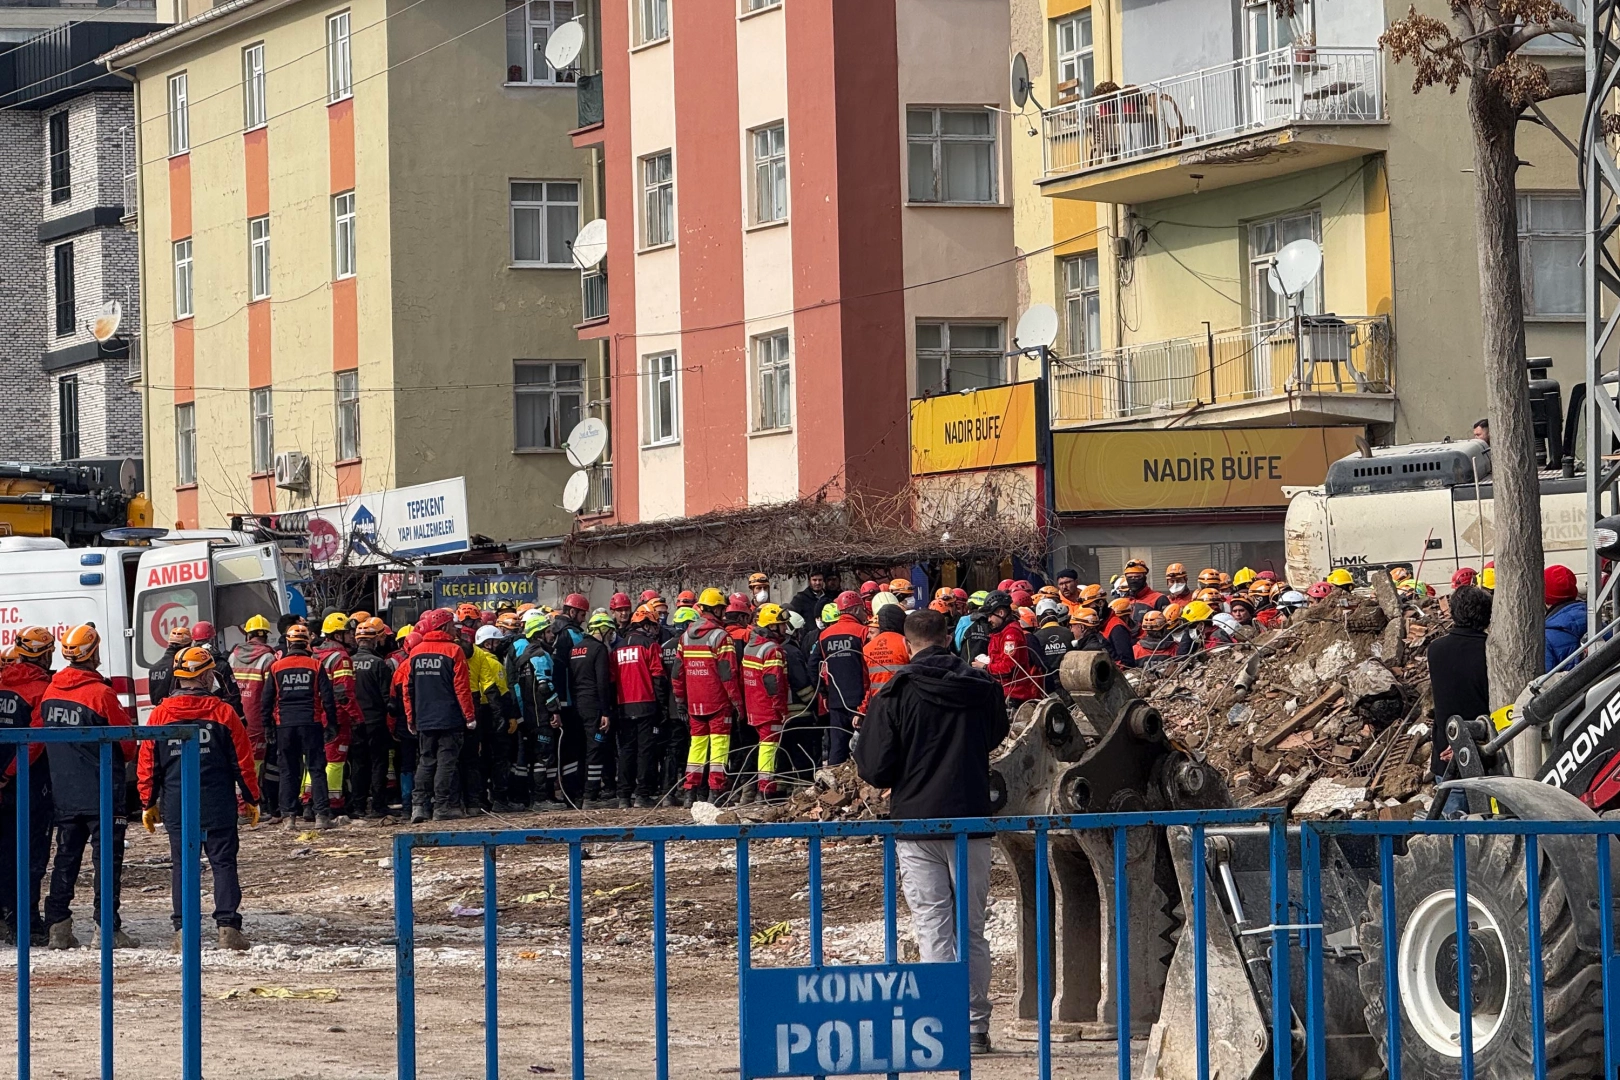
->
xmin=99 ymin=0 xmax=302 ymax=69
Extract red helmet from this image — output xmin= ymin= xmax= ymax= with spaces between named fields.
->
xmin=835 ymin=590 xmax=864 ymax=615
xmin=1011 ymin=590 xmax=1032 ymax=608
xmin=564 ymin=593 xmax=590 ymax=612
xmin=480 ymin=611 xmax=498 ymax=625
xmin=996 ymin=579 xmax=1015 ymax=592
xmin=676 ymin=590 xmax=696 ymax=606
xmin=1450 ymin=567 xmax=1477 ymax=589
xmin=1012 ymin=579 xmax=1034 ymax=593
xmin=951 ymin=588 xmax=969 ymax=601
xmin=858 ymin=580 xmax=880 ymax=599
xmin=1306 ymin=582 xmax=1334 ymax=600
xmin=726 ymin=594 xmax=752 ymax=615
xmin=639 ymin=589 xmax=661 ymax=603
xmin=403 ymin=631 xmax=423 ymax=653
xmin=416 ymin=608 xmax=453 ymax=634
xmin=610 ymin=592 xmax=633 ymax=611
xmin=190 ymin=621 xmax=215 ymax=643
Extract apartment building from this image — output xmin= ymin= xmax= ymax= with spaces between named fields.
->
xmin=1010 ymin=0 xmax=1583 ymax=580
xmin=104 ymin=0 xmax=595 ymax=540
xmin=0 ymin=11 xmax=162 ymax=463
xmin=565 ymin=0 xmax=1016 ymax=534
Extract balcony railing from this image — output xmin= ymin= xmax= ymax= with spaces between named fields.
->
xmin=1042 ymin=46 xmax=1384 ymax=180
xmin=122 ymin=171 xmax=136 ymax=221
xmin=581 ymin=265 xmax=608 ymax=322
xmin=576 ymin=72 xmax=603 ymax=130
xmin=1049 ymin=314 xmax=1392 ymax=425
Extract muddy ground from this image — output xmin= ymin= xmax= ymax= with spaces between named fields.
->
xmin=0 ymin=809 xmax=1146 ymax=1079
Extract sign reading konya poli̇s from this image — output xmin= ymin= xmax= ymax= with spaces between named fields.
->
xmin=1053 ymin=428 xmax=1359 ymax=512
xmin=306 ymin=477 xmax=470 ymax=567
xmin=908 ymin=383 xmax=1039 ymax=476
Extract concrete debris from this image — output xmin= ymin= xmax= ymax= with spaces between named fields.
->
xmin=785 ymin=761 xmax=889 ymax=821
xmin=1293 ymin=777 xmax=1368 ymax=817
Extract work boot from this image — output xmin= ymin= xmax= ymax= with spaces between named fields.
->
xmin=489 ymin=799 xmax=515 ymax=814
xmin=218 ymin=926 xmax=250 ymax=951
xmin=410 ymin=806 xmax=430 ymax=825
xmin=738 ymin=788 xmax=759 ymax=806
xmin=285 ymin=815 xmax=302 ymax=832
xmin=437 ymin=807 xmax=466 ymax=821
xmin=539 ymin=798 xmax=568 ymax=812
xmin=314 ymin=813 xmax=335 ymax=830
xmin=615 ymin=796 xmax=633 ymax=810
xmin=682 ymin=788 xmax=705 ymax=808
xmin=94 ymin=927 xmax=139 ymax=950
xmin=171 ymin=930 xmax=184 ymax=955
xmin=633 ymin=795 xmax=658 ymax=809
xmin=969 ymin=1032 xmax=991 ymax=1056
xmin=47 ymin=920 xmax=78 ymax=950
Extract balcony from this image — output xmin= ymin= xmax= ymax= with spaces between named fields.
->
xmin=121 ymin=170 xmax=136 ymax=224
xmin=1049 ymin=314 xmax=1394 ymax=429
xmin=580 ymin=265 xmax=608 ymax=324
xmin=1040 ymin=46 xmax=1386 ymax=204
xmin=576 ymin=72 xmax=603 ymax=131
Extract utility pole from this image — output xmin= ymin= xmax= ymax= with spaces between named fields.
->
xmin=1585 ymin=0 xmax=1620 ymax=635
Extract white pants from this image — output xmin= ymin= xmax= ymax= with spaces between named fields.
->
xmin=896 ymin=837 xmax=993 ymax=1032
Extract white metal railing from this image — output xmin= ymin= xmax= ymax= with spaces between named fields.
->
xmin=122 ymin=171 xmax=137 ymax=220
xmin=581 ymin=266 xmax=607 ymax=322
xmin=1042 ymin=46 xmax=1384 ymax=179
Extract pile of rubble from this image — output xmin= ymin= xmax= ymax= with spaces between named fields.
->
xmin=690 ymin=761 xmax=888 ymax=826
xmin=1142 ymin=575 xmax=1444 ymax=818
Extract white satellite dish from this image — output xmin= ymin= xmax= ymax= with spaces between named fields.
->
xmin=562 ymin=470 xmax=590 ymax=514
xmin=1014 ymin=304 xmax=1060 ymax=350
xmin=1269 ymin=239 xmax=1322 ymax=298
xmin=564 ymin=416 xmax=608 ymax=468
xmin=1010 ymin=52 xmax=1032 ymax=111
xmin=544 ymin=19 xmax=585 ymax=72
xmin=91 ymin=299 xmax=122 ymax=343
xmin=571 ymin=218 xmax=608 ymax=270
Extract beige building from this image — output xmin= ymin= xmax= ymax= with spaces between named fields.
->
xmin=105 ymin=0 xmax=598 ymax=541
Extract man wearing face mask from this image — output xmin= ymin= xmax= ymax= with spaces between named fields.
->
xmin=748 ymin=572 xmax=771 ymax=608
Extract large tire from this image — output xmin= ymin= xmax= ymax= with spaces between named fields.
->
xmin=1356 ymin=833 xmax=1605 ymax=1079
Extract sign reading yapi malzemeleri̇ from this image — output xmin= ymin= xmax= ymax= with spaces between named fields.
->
xmin=431 ymin=574 xmax=537 ymax=611
xmin=306 ymin=477 xmax=470 ymax=568
xmin=1053 ymin=428 xmax=1359 ymax=513
xmin=909 ymin=383 xmax=1039 ymax=476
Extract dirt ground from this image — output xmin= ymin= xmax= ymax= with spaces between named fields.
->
xmin=0 ymin=809 xmax=1146 ymax=1079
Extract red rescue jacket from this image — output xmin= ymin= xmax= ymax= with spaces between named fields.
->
xmin=315 ymin=642 xmax=362 ymax=732
xmin=673 ymin=614 xmax=742 ymax=718
xmin=38 ymin=666 xmax=136 ymax=818
xmin=0 ymin=660 xmax=51 ymax=776
xmin=228 ymin=640 xmax=276 ymax=754
xmin=741 ymin=630 xmax=790 ymax=728
xmin=403 ymin=631 xmax=475 ymax=734
xmin=610 ymin=628 xmax=665 ymax=716
xmin=987 ymin=622 xmax=1044 ymax=702
xmin=139 ymin=691 xmax=260 ymax=831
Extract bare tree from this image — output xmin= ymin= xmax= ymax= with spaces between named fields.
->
xmin=1382 ymin=2 xmax=1589 ymax=709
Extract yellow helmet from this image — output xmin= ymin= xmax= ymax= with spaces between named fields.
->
xmin=697 ymin=587 xmax=726 ymax=608
xmin=321 ymin=612 xmax=351 ymax=635
xmin=1180 ymin=600 xmax=1214 ymax=623
xmin=397 ymin=624 xmax=414 ymax=641
xmin=755 ymin=603 xmax=787 ymax=628
xmin=1326 ymin=568 xmax=1355 ymax=587
xmin=242 ymin=614 xmax=273 ymax=635
xmin=1232 ymin=567 xmax=1257 ymax=587
xmin=1480 ymin=566 xmax=1496 ymax=590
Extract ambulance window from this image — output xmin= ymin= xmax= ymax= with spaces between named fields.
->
xmin=214 ymin=581 xmax=279 ymax=654
xmin=214 ymin=548 xmax=274 ymax=585
xmin=135 ymin=584 xmax=211 ymax=669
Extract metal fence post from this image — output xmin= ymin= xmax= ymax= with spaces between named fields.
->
xmin=394 ymin=832 xmax=417 ymax=1080
xmin=652 ymin=838 xmax=668 ymax=1080
xmin=1378 ymin=834 xmax=1400 ymax=1080
xmin=483 ymin=845 xmax=498 ymax=1080
xmin=1300 ymin=825 xmax=1326 ymax=1080
xmin=15 ymin=741 xmax=30 ymax=1080
xmin=1114 ymin=826 xmax=1130 ymax=1080
xmin=1525 ymin=834 xmax=1545 ymax=1080
xmin=1269 ymin=815 xmax=1290 ymax=1080
xmin=1191 ymin=824 xmax=1208 ymax=1080
xmin=1034 ymin=824 xmax=1052 ymax=1080
xmin=180 ymin=735 xmax=202 ymax=1080
xmin=569 ymin=841 xmax=585 ymax=1080
xmin=98 ymin=742 xmax=113 ymax=1080
xmin=1598 ymin=835 xmax=1614 ymax=1080
xmin=736 ymin=837 xmax=751 ymax=1078
xmin=1451 ymin=835 xmax=1474 ymax=1076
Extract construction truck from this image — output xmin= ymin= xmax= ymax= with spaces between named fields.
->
xmin=0 ymin=458 xmax=152 ymax=543
xmin=993 ymin=641 xmax=1616 ymax=1079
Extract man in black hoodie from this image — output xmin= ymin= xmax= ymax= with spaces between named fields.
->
xmin=853 ymin=608 xmax=1008 ymax=1056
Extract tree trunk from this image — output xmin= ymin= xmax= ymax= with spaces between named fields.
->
xmin=1468 ymin=82 xmax=1547 ymax=715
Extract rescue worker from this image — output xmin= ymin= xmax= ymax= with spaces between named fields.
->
xmin=403 ymin=609 xmax=476 ymax=821
xmin=466 ymin=625 xmax=517 ymax=813
xmin=138 ymin=646 xmax=259 ymax=952
xmin=1122 ymin=559 xmax=1167 ymax=618
xmin=609 ymin=592 xmax=635 ymax=634
xmin=660 ymin=607 xmax=698 ymax=803
xmin=1164 ymin=563 xmax=1190 ymax=604
xmin=955 ymin=592 xmax=992 ymax=660
xmin=779 ymin=609 xmax=820 ymax=787
xmin=888 ymin=579 xmax=916 ymax=611
xmin=229 ymin=615 xmax=277 ymax=818
xmin=40 ymin=625 xmax=139 ymax=949
xmin=313 ymin=613 xmax=360 ymax=818
xmin=673 ymin=589 xmax=743 ymax=803
xmin=748 ymin=572 xmax=771 ymax=607
xmin=514 ymin=611 xmax=563 ymax=810
xmin=740 ymin=604 xmax=792 ymax=802
xmin=1228 ymin=596 xmax=1257 ymax=635
xmin=611 ymin=605 xmax=666 ymax=809
xmin=348 ymin=618 xmax=399 ymax=818
xmin=1031 ymin=599 xmax=1076 ymax=683
xmin=1326 ymin=568 xmax=1356 ymax=594
xmin=148 ymin=625 xmax=193 ymax=708
xmin=1250 ymin=582 xmax=1284 ymax=631
xmin=1101 ymin=598 xmax=1138 ymax=668
xmin=548 ymin=594 xmax=590 ymax=807
xmin=817 ymin=591 xmax=870 ymax=767
xmin=1306 ymin=581 xmax=1336 ymax=604
xmin=1196 ymin=568 xmax=1222 ymax=594
xmin=1054 ymin=569 xmax=1086 ymax=619
xmin=0 ymin=627 xmax=55 ymax=946
xmin=188 ymin=622 xmax=243 ymax=716
xmin=863 ymin=603 xmax=911 ymax=709
xmin=1071 ymin=609 xmax=1107 ymax=653
xmin=975 ymin=591 xmax=1044 ymax=708
xmin=1175 ymin=601 xmax=1216 ymax=655
xmin=568 ymin=609 xmax=615 ymax=808
xmin=1132 ymin=611 xmax=1178 ymax=666
xmin=391 ymin=625 xmax=419 ymax=809
xmin=264 ymin=624 xmax=338 ymax=830
xmin=1231 ymin=567 xmax=1258 ymax=598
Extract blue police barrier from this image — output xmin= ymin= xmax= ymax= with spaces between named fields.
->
xmin=1 ymin=725 xmax=204 ymax=1080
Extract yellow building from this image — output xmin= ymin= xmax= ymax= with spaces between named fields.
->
xmin=104 ymin=0 xmax=600 ymax=540
xmin=1010 ymin=0 xmax=1583 ymax=579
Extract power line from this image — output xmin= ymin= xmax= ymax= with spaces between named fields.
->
xmin=0 ymin=0 xmax=162 ymax=110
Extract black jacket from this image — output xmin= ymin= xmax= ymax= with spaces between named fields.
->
xmin=788 ymin=586 xmax=836 ymax=625
xmin=148 ymin=642 xmax=186 ymax=707
xmin=1427 ymin=626 xmax=1491 ymax=774
xmin=350 ymin=645 xmax=397 ymax=727
xmin=1032 ymin=623 xmax=1077 ymax=677
xmin=565 ymin=627 xmax=614 ymax=721
xmin=854 ymin=646 xmax=1009 ymax=820
xmin=956 ymin=614 xmax=992 ymax=666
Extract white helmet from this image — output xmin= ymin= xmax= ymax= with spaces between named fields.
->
xmin=1212 ymin=613 xmax=1241 ymax=635
xmin=1035 ymin=598 xmax=1067 ymax=620
xmin=475 ymin=625 xmax=502 ymax=646
xmin=1277 ymin=590 xmax=1308 ymax=611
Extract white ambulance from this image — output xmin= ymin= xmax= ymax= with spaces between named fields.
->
xmin=0 ymin=534 xmax=289 ymax=716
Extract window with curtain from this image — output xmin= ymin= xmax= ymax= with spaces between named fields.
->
xmin=514 ymin=361 xmax=584 ymax=450
xmin=906 ymin=108 xmax=997 ymax=204
xmin=1247 ymin=210 xmax=1321 ymax=323
xmin=1055 ymin=12 xmax=1094 ymax=100
xmin=511 ymin=181 xmax=580 ymax=266
xmin=1063 ymin=254 xmax=1100 ymax=357
xmin=505 ymin=1 xmax=578 ymax=84
xmin=1518 ymin=193 xmax=1584 ymax=317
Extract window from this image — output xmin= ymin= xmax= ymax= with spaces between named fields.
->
xmin=48 ymin=111 xmax=70 ymax=204
xmin=1063 ymin=254 xmax=1100 ymax=357
xmin=743 ymin=0 xmax=781 ymax=9
xmin=1248 ymin=211 xmax=1321 ymax=322
xmin=58 ymin=376 xmax=79 ymax=460
xmin=641 ymin=352 xmax=679 ymax=445
xmin=506 ymin=1 xmax=577 ymax=85
xmin=167 ymin=72 xmax=189 ymax=155
xmin=335 ymin=370 xmax=361 ymax=460
xmin=510 ymin=181 xmax=580 ymax=266
xmin=250 ymin=387 xmax=274 ymax=474
xmin=173 ymin=238 xmax=193 ymax=319
xmin=752 ymin=330 xmax=791 ymax=431
xmin=327 ymin=11 xmax=352 ymax=103
xmin=249 ymin=215 xmax=271 ymax=300
xmin=641 ymin=151 xmax=674 ymax=247
xmin=906 ymin=108 xmax=997 ymax=204
xmin=915 ymin=321 xmax=1005 ymax=397
xmin=751 ymin=123 xmax=787 ymax=224
xmin=1519 ymin=193 xmax=1584 ymax=317
xmin=53 ymin=242 xmax=75 ymax=337
xmin=637 ymin=0 xmax=668 ymax=44
xmin=242 ymin=43 xmax=266 ymax=129
xmin=513 ymin=361 xmax=584 ymax=450
xmin=1055 ymin=12 xmax=1094 ymax=100
xmin=175 ymin=402 xmax=197 ymax=486
xmin=333 ymin=191 xmax=356 ymax=279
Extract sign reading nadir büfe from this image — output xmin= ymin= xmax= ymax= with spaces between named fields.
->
xmin=740 ymin=963 xmax=968 ymax=1078
xmin=909 ymin=383 xmax=1039 ymax=476
xmin=1053 ymin=427 xmax=1359 ymax=512
xmin=306 ymin=477 xmax=470 ymax=568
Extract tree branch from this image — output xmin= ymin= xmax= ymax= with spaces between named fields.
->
xmin=1533 ymin=62 xmax=1587 ymax=101
xmin=1506 ymin=20 xmax=1585 ymax=52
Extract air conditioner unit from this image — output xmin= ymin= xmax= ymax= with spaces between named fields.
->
xmin=274 ymin=451 xmax=309 ymax=492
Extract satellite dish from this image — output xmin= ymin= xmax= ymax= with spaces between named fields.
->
xmin=571 ymin=218 xmax=608 ymax=270
xmin=1014 ymin=304 xmax=1060 ymax=350
xmin=1010 ymin=52 xmax=1031 ymax=111
xmin=561 ymin=470 xmax=590 ymax=515
xmin=544 ymin=19 xmax=585 ymax=72
xmin=92 ymin=299 xmax=122 ymax=343
xmin=564 ymin=416 xmax=608 ymax=468
xmin=1271 ymin=239 xmax=1323 ymax=298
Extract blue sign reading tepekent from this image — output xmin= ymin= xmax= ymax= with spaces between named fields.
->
xmin=741 ymin=963 xmax=969 ymax=1078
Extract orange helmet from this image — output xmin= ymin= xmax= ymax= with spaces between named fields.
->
xmin=1163 ymin=600 xmax=1186 ymax=622
xmin=631 ymin=604 xmax=657 ymax=624
xmin=1218 ymin=572 xmax=1231 ymax=589
xmin=1141 ymin=610 xmax=1167 ymax=632
xmin=283 ymin=623 xmax=313 ymax=648
xmin=1195 ymin=588 xmax=1222 ymax=604
xmin=355 ymin=617 xmax=390 ymax=640
xmin=1248 ymin=580 xmax=1273 ymax=600
xmin=1079 ymin=584 xmax=1104 ymax=607
xmin=1197 ymin=568 xmax=1221 ymax=588
xmin=1037 ymin=585 xmax=1061 ymax=600
xmin=12 ymin=626 xmax=55 ymax=661
xmin=172 ymin=646 xmax=216 ymax=680
xmin=1123 ymin=558 xmax=1149 ymax=575
xmin=934 ymin=587 xmax=954 ymax=602
xmin=1108 ymin=598 xmax=1134 ymax=616
xmin=168 ymin=625 xmax=193 ymax=646
xmin=889 ymin=578 xmax=914 ymax=598
xmin=1018 ymin=607 xmax=1037 ymax=628
xmin=495 ymin=612 xmax=523 ymax=633
xmin=929 ymin=599 xmax=951 ymax=613
xmin=349 ymin=610 xmax=373 ymax=626
xmin=60 ymin=624 xmax=100 ymax=663
xmin=1073 ymin=608 xmax=1101 ymax=628
xmin=1165 ymin=563 xmax=1187 ymax=582
xmin=455 ymin=603 xmax=481 ymax=625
